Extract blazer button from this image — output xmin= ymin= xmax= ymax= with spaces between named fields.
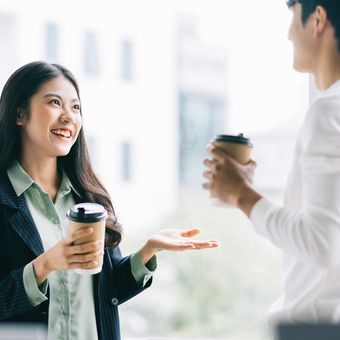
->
xmin=111 ymin=298 xmax=119 ymax=306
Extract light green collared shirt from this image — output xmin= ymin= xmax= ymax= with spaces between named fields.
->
xmin=7 ymin=161 xmax=156 ymax=340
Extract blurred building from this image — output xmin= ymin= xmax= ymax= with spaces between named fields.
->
xmin=0 ymin=1 xmax=229 ymax=227
xmin=177 ymin=15 xmax=228 ymax=189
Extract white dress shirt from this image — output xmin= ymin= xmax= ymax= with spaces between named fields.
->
xmin=251 ymin=80 xmax=340 ymax=325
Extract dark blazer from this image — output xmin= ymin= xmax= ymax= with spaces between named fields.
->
xmin=0 ymin=171 xmax=152 ymax=340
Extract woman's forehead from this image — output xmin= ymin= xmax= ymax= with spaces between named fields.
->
xmin=36 ymin=77 xmax=79 ymax=99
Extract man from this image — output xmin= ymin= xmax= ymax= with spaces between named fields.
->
xmin=203 ymin=0 xmax=340 ymax=326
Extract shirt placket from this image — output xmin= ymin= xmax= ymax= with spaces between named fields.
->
xmin=44 ymin=194 xmax=71 ymax=340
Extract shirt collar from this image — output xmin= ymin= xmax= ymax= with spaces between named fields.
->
xmin=6 ymin=160 xmax=81 ymax=198
xmin=312 ymin=79 xmax=340 ymax=104
xmin=58 ymin=171 xmax=82 ymax=198
xmin=7 ymin=160 xmax=34 ymax=197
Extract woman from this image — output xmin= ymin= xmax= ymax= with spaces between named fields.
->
xmin=0 ymin=61 xmax=218 ymax=340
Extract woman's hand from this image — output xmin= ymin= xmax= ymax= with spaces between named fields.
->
xmin=32 ymin=228 xmax=103 ymax=285
xmin=203 ymin=146 xmax=262 ymax=215
xmin=140 ymin=228 xmax=219 ymax=264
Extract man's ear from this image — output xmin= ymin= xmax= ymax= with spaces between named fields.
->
xmin=16 ymin=108 xmax=26 ymax=126
xmin=313 ymin=6 xmax=328 ymax=37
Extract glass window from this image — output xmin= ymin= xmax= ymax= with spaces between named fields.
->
xmin=84 ymin=31 xmax=99 ymax=75
xmin=45 ymin=23 xmax=58 ymax=62
xmin=86 ymin=135 xmax=98 ymax=165
xmin=0 ymin=12 xmax=16 ymax=86
xmin=179 ymin=93 xmax=225 ymax=188
xmin=121 ymin=141 xmax=132 ymax=182
xmin=121 ymin=39 xmax=133 ymax=80
xmin=0 ymin=2 xmax=310 ymax=339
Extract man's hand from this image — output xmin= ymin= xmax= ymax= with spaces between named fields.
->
xmin=203 ymin=146 xmax=262 ymax=216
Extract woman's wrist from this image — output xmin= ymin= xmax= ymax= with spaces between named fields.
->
xmin=32 ymin=253 xmax=50 ymax=285
xmin=140 ymin=241 xmax=157 ymax=265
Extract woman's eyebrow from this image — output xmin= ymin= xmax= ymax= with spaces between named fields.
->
xmin=43 ymin=93 xmax=80 ymax=102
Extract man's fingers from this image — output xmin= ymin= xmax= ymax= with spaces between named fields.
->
xmin=246 ymin=159 xmax=257 ymax=169
xmin=208 ymin=146 xmax=230 ymax=161
xmin=202 ymin=182 xmax=212 ymax=190
xmin=203 ymin=170 xmax=212 ymax=180
xmin=203 ymin=158 xmax=218 ymax=169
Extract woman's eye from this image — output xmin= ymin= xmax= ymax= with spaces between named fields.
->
xmin=50 ymin=99 xmax=60 ymax=106
xmin=73 ymin=104 xmax=80 ymax=110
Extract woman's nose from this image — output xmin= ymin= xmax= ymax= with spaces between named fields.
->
xmin=60 ymin=109 xmax=75 ymax=124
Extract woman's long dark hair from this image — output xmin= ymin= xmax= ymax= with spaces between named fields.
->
xmin=0 ymin=61 xmax=122 ymax=249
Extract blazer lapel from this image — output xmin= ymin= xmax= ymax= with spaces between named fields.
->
xmin=0 ymin=172 xmax=44 ymax=256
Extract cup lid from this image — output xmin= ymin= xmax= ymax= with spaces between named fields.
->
xmin=213 ymin=133 xmax=253 ymax=147
xmin=66 ymin=203 xmax=108 ymax=223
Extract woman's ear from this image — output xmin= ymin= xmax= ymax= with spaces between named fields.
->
xmin=16 ymin=108 xmax=26 ymax=126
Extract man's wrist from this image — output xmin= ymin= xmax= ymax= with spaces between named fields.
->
xmin=236 ymin=183 xmax=262 ymax=217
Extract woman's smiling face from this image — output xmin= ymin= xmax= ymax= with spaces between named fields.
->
xmin=17 ymin=76 xmax=83 ymax=160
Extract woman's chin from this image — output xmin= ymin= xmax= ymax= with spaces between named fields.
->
xmin=54 ymin=148 xmax=72 ymax=157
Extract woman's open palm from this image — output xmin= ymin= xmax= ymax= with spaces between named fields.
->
xmin=147 ymin=228 xmax=219 ymax=252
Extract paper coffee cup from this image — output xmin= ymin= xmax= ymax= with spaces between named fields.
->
xmin=66 ymin=203 xmax=107 ymax=275
xmin=209 ymin=133 xmax=253 ymax=207
xmin=211 ymin=133 xmax=253 ymax=165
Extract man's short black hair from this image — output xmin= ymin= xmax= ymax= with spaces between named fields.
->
xmin=286 ymin=0 xmax=340 ymax=51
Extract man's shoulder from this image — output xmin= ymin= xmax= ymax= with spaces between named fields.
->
xmin=311 ymin=93 xmax=340 ymax=111
xmin=306 ymin=94 xmax=340 ymax=129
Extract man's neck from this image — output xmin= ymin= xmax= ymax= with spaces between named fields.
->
xmin=314 ymin=49 xmax=340 ymax=90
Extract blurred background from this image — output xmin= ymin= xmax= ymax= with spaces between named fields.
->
xmin=0 ymin=0 xmax=309 ymax=338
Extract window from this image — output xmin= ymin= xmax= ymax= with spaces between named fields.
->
xmin=121 ymin=141 xmax=132 ymax=182
xmin=86 ymin=135 xmax=98 ymax=166
xmin=0 ymin=12 xmax=16 ymax=85
xmin=84 ymin=31 xmax=99 ymax=75
xmin=121 ymin=39 xmax=133 ymax=80
xmin=45 ymin=23 xmax=58 ymax=62
xmin=179 ymin=93 xmax=225 ymax=188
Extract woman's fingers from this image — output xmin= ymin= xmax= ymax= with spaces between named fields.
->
xmin=169 ymin=240 xmax=219 ymax=251
xmin=68 ymin=260 xmax=98 ymax=269
xmin=65 ymin=240 xmax=103 ymax=256
xmin=66 ymin=227 xmax=93 ymax=245
xmin=180 ymin=228 xmax=201 ymax=238
xmin=68 ymin=251 xmax=103 ymax=264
